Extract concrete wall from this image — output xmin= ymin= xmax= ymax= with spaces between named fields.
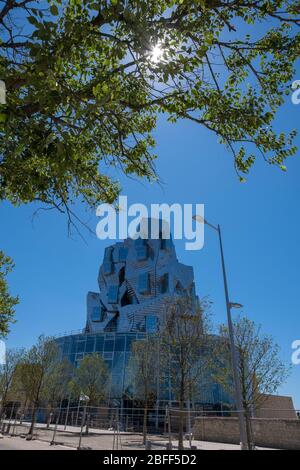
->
xmin=193 ymin=416 xmax=300 ymax=450
xmin=254 ymin=395 xmax=297 ymax=419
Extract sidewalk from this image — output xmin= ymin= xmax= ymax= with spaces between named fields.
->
xmin=0 ymin=435 xmax=75 ymax=450
xmin=1 ymin=421 xmax=277 ymax=450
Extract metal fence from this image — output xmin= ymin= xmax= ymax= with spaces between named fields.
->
xmin=1 ymin=404 xmax=300 ymax=450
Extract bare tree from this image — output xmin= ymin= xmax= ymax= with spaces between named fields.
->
xmin=127 ymin=336 xmax=159 ymax=444
xmin=160 ymin=297 xmax=213 ymax=450
xmin=69 ymin=353 xmax=108 ymax=406
xmin=43 ymin=358 xmax=73 ymax=428
xmin=213 ymin=316 xmax=290 ymax=449
xmin=13 ymin=335 xmax=61 ymax=437
xmin=0 ymin=348 xmax=25 ymax=418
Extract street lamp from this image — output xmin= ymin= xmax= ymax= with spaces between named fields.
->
xmin=193 ymin=214 xmax=249 ymax=450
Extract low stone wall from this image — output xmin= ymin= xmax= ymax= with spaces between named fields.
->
xmin=192 ymin=417 xmax=300 ymax=450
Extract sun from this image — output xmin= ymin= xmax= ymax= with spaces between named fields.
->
xmin=150 ymin=43 xmax=163 ymax=63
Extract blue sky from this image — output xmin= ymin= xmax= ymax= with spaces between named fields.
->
xmin=1 ymin=73 xmax=300 ymax=408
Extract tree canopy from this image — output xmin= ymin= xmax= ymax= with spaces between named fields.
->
xmin=0 ymin=0 xmax=299 ymax=213
xmin=214 ymin=316 xmax=289 ymax=407
xmin=213 ymin=315 xmax=289 ymax=448
xmin=0 ymin=250 xmax=18 ymax=336
xmin=69 ymin=353 xmax=108 ymax=405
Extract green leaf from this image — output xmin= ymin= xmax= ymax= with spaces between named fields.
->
xmin=50 ymin=4 xmax=59 ymax=16
xmin=27 ymin=16 xmax=39 ymax=26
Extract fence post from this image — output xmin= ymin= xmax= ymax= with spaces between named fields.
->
xmin=85 ymin=413 xmax=90 ymax=436
xmin=75 ymin=398 xmax=81 ymax=427
xmin=1 ymin=413 xmax=6 ymax=433
xmin=77 ymin=404 xmax=87 ymax=450
xmin=64 ymin=397 xmax=71 ymax=431
xmin=166 ymin=405 xmax=172 ymax=450
xmin=113 ymin=408 xmax=121 ymax=450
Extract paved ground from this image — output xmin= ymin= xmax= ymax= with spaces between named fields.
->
xmin=0 ymin=421 xmax=276 ymax=450
xmin=0 ymin=433 xmax=275 ymax=451
xmin=0 ymin=435 xmax=75 ymax=450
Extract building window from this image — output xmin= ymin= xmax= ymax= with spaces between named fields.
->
xmin=162 ymin=239 xmax=173 ymax=250
xmin=85 ymin=336 xmax=95 ymax=353
xmin=119 ymin=247 xmax=128 ymax=262
xmin=134 ymin=237 xmax=146 ymax=247
xmin=160 ymin=273 xmax=169 ymax=294
xmin=138 ymin=272 xmax=150 ymax=294
xmin=108 ymin=285 xmax=119 ymax=303
xmin=103 ymin=246 xmax=114 ymax=275
xmin=113 ymin=351 xmax=124 ymax=370
xmin=136 ymin=246 xmax=148 ymax=261
xmin=115 ymin=335 xmax=126 ymax=351
xmin=104 ymin=339 xmax=114 ymax=352
xmin=103 ymin=352 xmax=113 ymax=360
xmin=145 ymin=315 xmax=158 ymax=333
xmin=104 ymin=246 xmax=113 ymax=260
xmin=121 ymin=289 xmax=133 ymax=306
xmin=135 ymin=238 xmax=148 ymax=261
xmin=76 ymin=340 xmax=85 ymax=354
xmin=62 ymin=340 xmax=71 ymax=355
xmin=95 ymin=336 xmax=104 ymax=352
xmin=119 ymin=266 xmax=125 ymax=285
xmin=91 ymin=306 xmax=101 ymax=322
xmin=103 ymin=261 xmax=113 ymax=275
xmin=189 ymin=282 xmax=196 ymax=297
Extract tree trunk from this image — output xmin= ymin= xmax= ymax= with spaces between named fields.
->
xmin=46 ymin=409 xmax=52 ymax=429
xmin=178 ymin=399 xmax=184 ymax=450
xmin=245 ymin=407 xmax=253 ymax=450
xmin=143 ymin=404 xmax=148 ymax=445
xmin=28 ymin=405 xmax=38 ymax=438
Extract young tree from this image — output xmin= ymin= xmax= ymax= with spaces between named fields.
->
xmin=13 ymin=335 xmax=61 ymax=437
xmin=0 ymin=251 xmax=18 ymax=336
xmin=0 ymin=1 xmax=299 ymax=216
xmin=42 ymin=358 xmax=73 ymax=428
xmin=160 ymin=297 xmax=213 ymax=450
xmin=69 ymin=353 xmax=108 ymax=406
xmin=127 ymin=336 xmax=159 ymax=444
xmin=0 ymin=348 xmax=25 ymax=417
xmin=213 ymin=316 xmax=290 ymax=449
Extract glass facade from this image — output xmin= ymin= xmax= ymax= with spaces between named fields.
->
xmin=145 ymin=315 xmax=158 ymax=333
xmin=91 ymin=306 xmax=101 ymax=322
xmin=55 ymin=331 xmax=234 ymax=407
xmin=138 ymin=272 xmax=150 ymax=294
xmin=107 ymin=285 xmax=119 ymax=303
xmin=118 ymin=247 xmax=128 ymax=262
xmin=55 ymin=332 xmax=147 ymax=399
xmin=103 ymin=261 xmax=113 ymax=275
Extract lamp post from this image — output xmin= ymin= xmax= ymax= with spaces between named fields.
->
xmin=193 ymin=215 xmax=248 ymax=450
